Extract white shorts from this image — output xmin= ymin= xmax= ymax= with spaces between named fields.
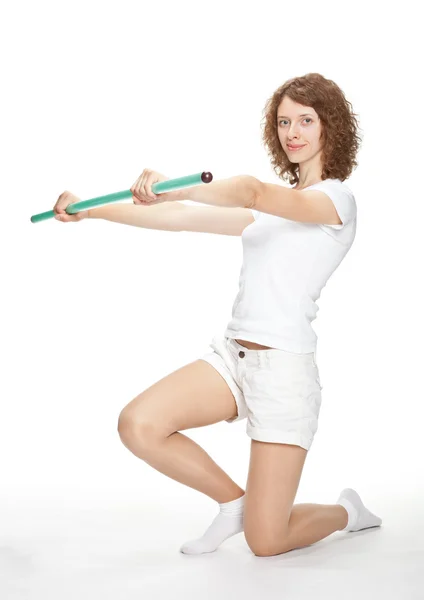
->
xmin=199 ymin=336 xmax=323 ymax=451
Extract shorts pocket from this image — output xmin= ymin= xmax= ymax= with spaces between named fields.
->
xmin=313 ymin=364 xmax=323 ymax=390
xmin=310 ymin=354 xmax=322 ymax=391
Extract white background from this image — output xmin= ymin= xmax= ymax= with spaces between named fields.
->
xmin=1 ymin=0 xmax=423 ymax=597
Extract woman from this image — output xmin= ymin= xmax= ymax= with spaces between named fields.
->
xmin=54 ymin=73 xmax=382 ymax=557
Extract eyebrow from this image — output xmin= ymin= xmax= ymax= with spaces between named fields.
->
xmin=277 ymin=113 xmax=314 ymax=119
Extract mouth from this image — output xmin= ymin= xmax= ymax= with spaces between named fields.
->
xmin=287 ymin=144 xmax=306 ymax=151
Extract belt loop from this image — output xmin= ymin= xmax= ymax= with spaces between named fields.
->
xmin=265 ymin=350 xmax=271 ymax=369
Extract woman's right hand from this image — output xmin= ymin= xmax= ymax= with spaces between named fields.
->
xmin=53 ymin=191 xmax=88 ymax=222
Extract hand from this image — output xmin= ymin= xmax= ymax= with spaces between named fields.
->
xmin=53 ymin=191 xmax=87 ymax=222
xmin=131 ymin=169 xmax=169 ymax=206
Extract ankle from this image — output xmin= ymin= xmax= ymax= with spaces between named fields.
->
xmin=217 ymin=489 xmax=245 ymax=504
xmin=337 ymin=505 xmax=349 ymax=531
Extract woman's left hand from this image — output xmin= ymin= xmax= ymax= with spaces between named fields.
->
xmin=131 ymin=168 xmax=183 ymax=205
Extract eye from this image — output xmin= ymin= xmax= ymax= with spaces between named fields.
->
xmin=278 ymin=118 xmax=312 ymax=126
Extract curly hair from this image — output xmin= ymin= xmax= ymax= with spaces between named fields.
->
xmin=261 ymin=73 xmax=363 ymax=185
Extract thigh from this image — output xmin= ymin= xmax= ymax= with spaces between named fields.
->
xmin=244 ymin=440 xmax=307 ymax=556
xmin=118 ymin=359 xmax=239 ymax=436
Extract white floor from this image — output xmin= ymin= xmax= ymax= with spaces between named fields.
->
xmin=1 ymin=494 xmax=423 ymax=600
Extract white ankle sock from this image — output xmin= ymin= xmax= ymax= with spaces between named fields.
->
xmin=337 ymin=488 xmax=382 ymax=532
xmin=180 ymin=493 xmax=245 ymax=555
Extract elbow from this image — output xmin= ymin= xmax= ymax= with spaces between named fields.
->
xmin=244 ymin=176 xmax=262 ymax=210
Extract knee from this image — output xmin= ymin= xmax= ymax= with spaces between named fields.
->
xmin=248 ymin=542 xmax=291 ymax=557
xmin=245 ymin=532 xmax=291 ymax=557
xmin=117 ymin=408 xmax=161 ymax=454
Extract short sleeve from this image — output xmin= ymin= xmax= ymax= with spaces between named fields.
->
xmin=250 ymin=208 xmax=261 ymax=220
xmin=307 ymin=180 xmax=357 ymax=230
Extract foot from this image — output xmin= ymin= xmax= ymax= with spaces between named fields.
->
xmin=180 ymin=494 xmax=245 ymax=554
xmin=337 ymin=488 xmax=382 ymax=532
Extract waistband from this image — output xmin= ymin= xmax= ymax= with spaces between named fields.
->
xmin=221 ymin=336 xmax=317 ymax=368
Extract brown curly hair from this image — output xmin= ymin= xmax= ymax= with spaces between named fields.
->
xmin=261 ymin=73 xmax=362 ymax=185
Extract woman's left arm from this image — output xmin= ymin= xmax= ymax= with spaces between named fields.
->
xmin=153 ymin=175 xmax=260 ymax=209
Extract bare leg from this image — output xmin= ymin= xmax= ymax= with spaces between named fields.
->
xmin=286 ymin=503 xmax=348 ymax=549
xmin=118 ymin=359 xmax=248 ymax=554
xmin=118 ymin=360 xmax=246 ymax=504
xmin=120 ymin=428 xmax=245 ymax=504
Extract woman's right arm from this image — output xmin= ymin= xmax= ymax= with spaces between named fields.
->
xmin=87 ymin=201 xmax=186 ymax=231
xmin=53 ymin=190 xmax=185 ymax=232
xmin=53 ymin=192 xmax=253 ymax=235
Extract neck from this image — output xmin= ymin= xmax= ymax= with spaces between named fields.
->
xmin=295 ymin=178 xmax=323 ymax=190
xmin=296 ymin=160 xmax=323 ymax=189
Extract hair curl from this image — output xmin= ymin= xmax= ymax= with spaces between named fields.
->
xmin=261 ymin=73 xmax=362 ymax=185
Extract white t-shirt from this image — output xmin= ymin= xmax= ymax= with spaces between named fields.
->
xmin=223 ymin=178 xmax=357 ymax=353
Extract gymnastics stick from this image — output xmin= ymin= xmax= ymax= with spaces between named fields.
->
xmin=30 ymin=171 xmax=213 ymax=223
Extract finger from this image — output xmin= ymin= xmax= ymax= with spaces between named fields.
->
xmin=54 ymin=191 xmax=69 ymax=214
xmin=146 ymin=177 xmax=159 ymax=200
xmin=132 ymin=170 xmax=147 ymax=202
xmin=138 ymin=170 xmax=149 ymax=200
xmin=57 ymin=191 xmax=76 ymax=215
xmin=130 ymin=174 xmax=143 ymax=198
xmin=133 ymin=198 xmax=161 ymax=207
xmin=58 ymin=206 xmax=82 ymax=221
xmin=55 ymin=213 xmax=78 ymax=222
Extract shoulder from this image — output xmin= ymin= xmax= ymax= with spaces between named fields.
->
xmin=309 ymin=178 xmax=353 ymax=192
xmin=304 ymin=178 xmax=356 ymax=203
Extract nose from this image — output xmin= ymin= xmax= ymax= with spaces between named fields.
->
xmin=288 ymin=125 xmax=301 ymax=139
xmin=287 ymin=122 xmax=302 ymax=139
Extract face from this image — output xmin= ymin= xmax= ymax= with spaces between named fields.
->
xmin=277 ymin=96 xmax=323 ymax=164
